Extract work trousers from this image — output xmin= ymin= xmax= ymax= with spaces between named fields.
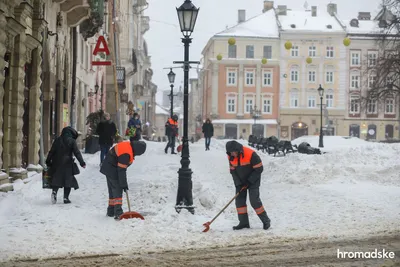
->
xmin=235 ymin=186 xmax=270 ymax=225
xmin=106 ymin=176 xmax=123 ymax=217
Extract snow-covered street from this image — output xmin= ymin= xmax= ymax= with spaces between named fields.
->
xmin=0 ymin=137 xmax=399 ymax=262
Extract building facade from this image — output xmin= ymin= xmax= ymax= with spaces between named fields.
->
xmin=201 ymin=7 xmax=280 ymax=139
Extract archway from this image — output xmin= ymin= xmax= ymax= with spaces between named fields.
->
xmin=367 ymin=124 xmax=377 ymax=139
xmin=349 ymin=124 xmax=360 ymax=137
xmin=385 ymin=124 xmax=394 ymax=139
xmin=225 ymin=124 xmax=237 ymax=139
xmin=291 ymin=121 xmax=308 ymax=140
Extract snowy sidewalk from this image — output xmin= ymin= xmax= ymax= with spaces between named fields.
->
xmin=0 ymin=137 xmax=399 ymax=261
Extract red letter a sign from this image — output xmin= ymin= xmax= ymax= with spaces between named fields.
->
xmin=92 ymin=36 xmax=111 ymax=66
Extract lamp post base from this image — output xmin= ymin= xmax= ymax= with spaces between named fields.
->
xmin=318 ymin=132 xmax=324 ymax=148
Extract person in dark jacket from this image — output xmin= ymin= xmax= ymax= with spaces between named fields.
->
xmin=164 ymin=114 xmax=179 ymax=154
xmin=100 ymin=140 xmax=147 ymax=220
xmin=97 ymin=112 xmax=117 ymax=165
xmin=46 ymin=126 xmax=86 ymax=204
xmin=202 ymin=118 xmax=214 ymax=151
xmin=127 ymin=112 xmax=142 ymax=141
xmin=226 ymin=140 xmax=270 ymax=230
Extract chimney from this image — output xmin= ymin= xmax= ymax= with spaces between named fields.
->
xmin=358 ymin=12 xmax=371 ymax=20
xmin=238 ymin=9 xmax=246 ymax=23
xmin=277 ymin=5 xmax=287 ymax=15
xmin=311 ymin=6 xmax=317 ymax=17
xmin=263 ymin=1 xmax=274 ymax=13
xmin=327 ymin=3 xmax=337 ymax=16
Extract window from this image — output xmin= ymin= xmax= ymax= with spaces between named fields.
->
xmin=85 ymin=44 xmax=89 ymax=69
xmin=228 ymin=45 xmax=237 ymax=58
xmin=367 ymin=99 xmax=377 ymax=113
xmin=227 ymin=69 xmax=237 ymax=86
xmin=309 ymin=46 xmax=316 ymax=57
xmin=262 ymin=97 xmax=272 ymax=114
xmin=326 ymin=93 xmax=334 ymax=108
xmin=368 ymin=51 xmax=377 ymax=66
xmin=326 ymin=71 xmax=334 ymax=83
xmin=80 ymin=38 xmax=84 ymax=63
xmin=291 ymin=46 xmax=299 ymax=57
xmin=245 ymin=70 xmax=255 ymax=86
xmin=326 ymin=46 xmax=334 ymax=58
xmin=262 ymin=70 xmax=273 ymax=86
xmin=350 ymin=74 xmax=360 ymax=88
xmin=291 ymin=69 xmax=299 ymax=83
xmin=351 ymin=51 xmax=361 ymax=66
xmin=308 ymin=71 xmax=316 ymax=83
xmin=290 ymin=92 xmax=299 ymax=107
xmin=246 ymin=45 xmax=254 ymax=58
xmin=385 ymin=98 xmax=395 ymax=114
xmin=350 ymin=96 xmax=360 ymax=113
xmin=245 ymin=97 xmax=254 ymax=113
xmin=308 ymin=95 xmax=316 ymax=108
xmin=263 ymin=45 xmax=272 ymax=59
xmin=368 ymin=75 xmax=376 ymax=88
xmin=226 ymin=96 xmax=236 ymax=113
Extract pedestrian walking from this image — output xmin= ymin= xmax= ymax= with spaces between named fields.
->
xmin=202 ymin=118 xmax=214 ymax=150
xmin=100 ymin=140 xmax=147 ymax=220
xmin=97 ymin=112 xmax=117 ymax=165
xmin=164 ymin=114 xmax=179 ymax=154
xmin=127 ymin=112 xmax=142 ymax=141
xmin=225 ymin=140 xmax=271 ymax=230
xmin=46 ymin=126 xmax=86 ymax=204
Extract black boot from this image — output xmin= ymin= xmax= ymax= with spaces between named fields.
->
xmin=114 ymin=204 xmax=123 ymax=220
xmin=51 ymin=191 xmax=57 ymax=204
xmin=233 ymin=213 xmax=250 ymax=230
xmin=106 ymin=206 xmax=114 ymax=217
xmin=63 ymin=198 xmax=71 ymax=204
xmin=258 ymin=211 xmax=271 ymax=230
xmin=164 ymin=146 xmax=168 ymax=154
xmin=171 ymin=150 xmax=177 ymax=154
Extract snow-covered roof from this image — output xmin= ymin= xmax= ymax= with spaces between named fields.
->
xmin=279 ymin=10 xmax=345 ymax=33
xmin=214 ymin=9 xmax=279 ymax=38
xmin=343 ymin=19 xmax=382 ymax=34
xmin=212 ymin=119 xmax=277 ymax=125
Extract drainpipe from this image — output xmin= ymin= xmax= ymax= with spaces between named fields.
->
xmin=39 ymin=32 xmax=47 ymax=167
xmin=70 ymin=27 xmax=77 ymax=128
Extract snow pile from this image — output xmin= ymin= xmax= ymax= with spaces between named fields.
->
xmin=0 ymin=137 xmax=399 ymax=261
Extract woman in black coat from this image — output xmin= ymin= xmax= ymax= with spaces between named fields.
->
xmin=202 ymin=118 xmax=214 ymax=151
xmin=46 ymin=126 xmax=86 ymax=204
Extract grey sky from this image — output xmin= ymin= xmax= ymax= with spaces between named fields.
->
xmin=145 ymin=0 xmax=382 ymax=104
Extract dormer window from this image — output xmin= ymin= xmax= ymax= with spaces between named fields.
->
xmin=290 ymin=24 xmax=296 ymax=28
xmin=350 ymin=18 xmax=359 ymax=27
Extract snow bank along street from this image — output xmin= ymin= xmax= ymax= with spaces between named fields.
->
xmin=0 ymin=137 xmax=399 ymax=263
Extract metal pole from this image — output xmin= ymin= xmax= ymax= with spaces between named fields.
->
xmin=175 ymin=37 xmax=194 ymax=214
xmin=319 ymin=96 xmax=324 ymax=148
xmin=170 ymin=84 xmax=174 ymax=117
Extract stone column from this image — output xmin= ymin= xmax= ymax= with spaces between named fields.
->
xmin=256 ymin=63 xmax=262 ymax=108
xmin=237 ymin=64 xmax=244 ymax=117
xmin=0 ymin=11 xmax=8 ymax=183
xmin=211 ymin=62 xmax=219 ymax=117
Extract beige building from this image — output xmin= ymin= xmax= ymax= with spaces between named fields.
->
xmin=201 ymin=5 xmax=280 ymax=139
xmin=278 ymin=4 xmax=347 ymax=140
xmin=0 ymin=0 xmax=95 ymax=189
xmin=340 ymin=10 xmax=399 ymax=140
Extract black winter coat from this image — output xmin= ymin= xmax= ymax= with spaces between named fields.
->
xmin=202 ymin=122 xmax=214 ymax=138
xmin=46 ymin=127 xmax=86 ymax=189
xmin=97 ymin=120 xmax=117 ymax=146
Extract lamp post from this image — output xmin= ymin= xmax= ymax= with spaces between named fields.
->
xmin=250 ymin=105 xmax=261 ymax=137
xmin=318 ymin=84 xmax=324 ymax=148
xmin=167 ymin=68 xmax=177 ymax=118
xmin=94 ymin=83 xmax=101 ymax=110
xmin=173 ymin=0 xmax=200 ymax=215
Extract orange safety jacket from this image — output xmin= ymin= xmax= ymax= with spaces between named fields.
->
xmin=228 ymin=146 xmax=263 ymax=186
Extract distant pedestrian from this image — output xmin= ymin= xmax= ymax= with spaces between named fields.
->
xmin=97 ymin=112 xmax=117 ymax=165
xmin=164 ymin=114 xmax=179 ymax=154
xmin=202 ymin=118 xmax=214 ymax=151
xmin=226 ymin=140 xmax=270 ymax=230
xmin=46 ymin=127 xmax=86 ymax=204
xmin=100 ymin=140 xmax=147 ymax=220
xmin=127 ymin=112 xmax=142 ymax=141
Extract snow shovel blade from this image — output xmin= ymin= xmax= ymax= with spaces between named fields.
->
xmin=202 ymin=222 xmax=211 ymax=232
xmin=177 ymin=144 xmax=182 ymax=153
xmin=119 ymin=211 xmax=145 ymax=220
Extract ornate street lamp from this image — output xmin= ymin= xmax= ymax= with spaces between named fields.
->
xmin=318 ymin=84 xmax=324 ymax=148
xmin=167 ymin=69 xmax=177 ymax=118
xmin=250 ymin=105 xmax=261 ymax=125
xmin=173 ymin=0 xmax=200 ymax=215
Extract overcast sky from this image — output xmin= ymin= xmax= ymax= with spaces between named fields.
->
xmin=145 ymin=0 xmax=382 ymax=104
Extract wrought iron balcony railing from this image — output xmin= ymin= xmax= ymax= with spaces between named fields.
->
xmin=116 ymin=66 xmax=126 ymax=90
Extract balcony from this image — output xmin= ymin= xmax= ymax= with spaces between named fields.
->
xmin=116 ymin=66 xmax=126 ymax=90
xmin=132 ymin=49 xmax=138 ymax=74
xmin=133 ymin=0 xmax=148 ymax=7
xmin=141 ymin=16 xmax=150 ymax=34
xmin=120 ymin=93 xmax=129 ymax=103
xmin=79 ymin=0 xmax=104 ymax=40
xmin=60 ymin=0 xmax=90 ymax=27
xmin=135 ymin=84 xmax=144 ymax=96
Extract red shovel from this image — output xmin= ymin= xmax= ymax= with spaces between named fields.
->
xmin=202 ymin=185 xmax=247 ymax=232
xmin=177 ymin=136 xmax=183 ymax=153
xmin=119 ymin=190 xmax=144 ymax=220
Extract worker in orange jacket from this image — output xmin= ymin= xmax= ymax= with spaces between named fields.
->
xmin=226 ymin=140 xmax=271 ymax=230
xmin=100 ymin=140 xmax=146 ymax=220
xmin=164 ymin=114 xmax=179 ymax=154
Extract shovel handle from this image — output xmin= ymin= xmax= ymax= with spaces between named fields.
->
xmin=125 ymin=190 xmax=131 ymax=212
xmin=209 ymin=185 xmax=247 ymax=225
